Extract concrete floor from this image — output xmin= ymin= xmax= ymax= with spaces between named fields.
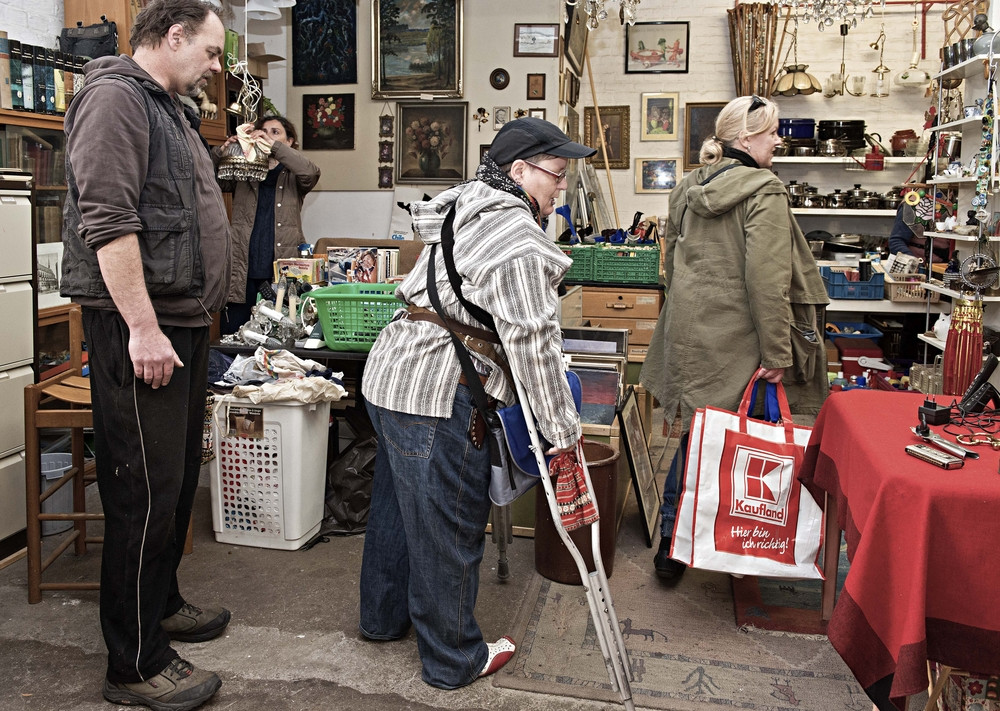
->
xmin=1 ymin=475 xmax=653 ymax=711
xmin=0 ymin=408 xmax=922 ymax=711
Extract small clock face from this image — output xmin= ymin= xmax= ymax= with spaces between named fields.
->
xmin=960 ymin=253 xmax=999 ymax=292
xmin=490 ymin=68 xmax=510 ymax=90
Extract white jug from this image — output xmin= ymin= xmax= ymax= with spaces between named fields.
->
xmin=934 ymin=313 xmax=951 ymax=342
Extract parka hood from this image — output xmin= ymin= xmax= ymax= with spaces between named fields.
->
xmin=83 ymin=55 xmax=165 ymax=92
xmin=680 ymin=159 xmax=788 ymax=220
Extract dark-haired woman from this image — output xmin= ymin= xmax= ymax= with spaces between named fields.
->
xmin=214 ymin=116 xmax=320 ymax=333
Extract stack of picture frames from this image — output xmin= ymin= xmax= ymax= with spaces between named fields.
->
xmin=377 ymin=107 xmax=394 ymax=190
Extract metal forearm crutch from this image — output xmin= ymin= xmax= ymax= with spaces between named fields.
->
xmin=511 ymin=372 xmax=634 ymax=710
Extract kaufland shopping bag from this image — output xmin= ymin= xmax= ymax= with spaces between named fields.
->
xmin=670 ymin=371 xmax=824 ymax=579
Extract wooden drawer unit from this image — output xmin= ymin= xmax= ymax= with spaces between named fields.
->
xmin=582 ymin=286 xmax=663 ymax=320
xmin=587 ymin=316 xmax=657 ymax=346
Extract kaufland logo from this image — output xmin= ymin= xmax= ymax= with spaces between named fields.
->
xmin=729 ymin=445 xmax=793 ymax=525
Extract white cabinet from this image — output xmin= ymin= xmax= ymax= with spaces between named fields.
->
xmin=0 ymin=171 xmax=34 ymax=542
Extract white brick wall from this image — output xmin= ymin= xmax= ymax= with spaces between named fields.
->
xmin=579 ymin=0 xmax=947 ymax=225
xmin=0 ymin=0 xmax=65 ymax=48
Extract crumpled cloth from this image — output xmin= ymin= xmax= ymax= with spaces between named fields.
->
xmin=550 ymin=441 xmax=599 ymax=532
xmin=254 ymin=347 xmax=325 ymax=379
xmin=232 ymin=377 xmax=346 ymax=404
xmin=233 ymin=121 xmax=273 ymax=160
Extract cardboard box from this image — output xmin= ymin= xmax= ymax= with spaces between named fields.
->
xmin=236 ymin=37 xmax=284 ymax=80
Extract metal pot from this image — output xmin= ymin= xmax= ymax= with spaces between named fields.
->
xmin=773 ymin=140 xmax=790 ymax=157
xmin=817 ymin=138 xmax=847 ymax=157
xmin=801 ymin=193 xmax=827 ymax=208
xmin=793 ymin=145 xmax=816 ymax=156
xmin=827 ymin=189 xmax=849 ymax=209
xmin=845 ymin=183 xmax=869 ymax=199
xmin=785 ymin=180 xmax=810 ymax=197
xmin=880 ymin=191 xmax=903 ymax=210
xmin=848 ymin=195 xmax=881 ymax=209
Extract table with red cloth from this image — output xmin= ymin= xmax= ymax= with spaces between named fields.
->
xmin=800 ymin=389 xmax=1000 ymax=710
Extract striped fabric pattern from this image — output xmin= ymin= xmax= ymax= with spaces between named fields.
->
xmin=361 ymin=181 xmax=581 ymax=450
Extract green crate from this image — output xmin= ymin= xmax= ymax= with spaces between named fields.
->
xmin=592 ymin=246 xmax=660 ymax=284
xmin=559 ymin=244 xmax=594 ymax=282
xmin=309 ymin=283 xmax=403 ymax=352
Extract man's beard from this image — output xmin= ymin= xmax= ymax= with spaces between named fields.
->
xmin=183 ymin=76 xmax=209 ymax=99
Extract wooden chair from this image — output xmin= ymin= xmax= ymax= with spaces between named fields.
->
xmin=924 ymin=663 xmax=970 ymax=711
xmin=23 ymin=304 xmax=102 ymax=603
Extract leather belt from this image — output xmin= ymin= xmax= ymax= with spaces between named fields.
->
xmin=402 ymin=305 xmax=500 ymax=344
xmin=458 ymin=371 xmax=489 ymax=387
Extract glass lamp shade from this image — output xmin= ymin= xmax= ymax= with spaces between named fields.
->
xmin=775 ymin=64 xmax=822 ymax=96
xmin=217 ymin=141 xmax=270 ymax=182
xmin=246 ymin=0 xmax=281 ymax=21
xmin=870 ymin=66 xmax=891 ymax=97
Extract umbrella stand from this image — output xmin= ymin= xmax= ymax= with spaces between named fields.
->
xmin=509 ymin=370 xmax=635 ymax=710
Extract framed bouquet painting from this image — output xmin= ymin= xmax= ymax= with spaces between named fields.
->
xmin=396 ymin=102 xmax=468 ymax=184
xmin=302 ymin=93 xmax=355 ymax=150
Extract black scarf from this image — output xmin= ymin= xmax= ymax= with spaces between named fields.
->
xmin=475 ymin=156 xmax=545 ymax=229
xmin=722 ymin=146 xmax=760 ymax=169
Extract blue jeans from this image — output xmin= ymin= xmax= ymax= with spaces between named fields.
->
xmin=659 ymin=432 xmax=689 ymax=540
xmin=359 ymin=386 xmax=492 ymax=689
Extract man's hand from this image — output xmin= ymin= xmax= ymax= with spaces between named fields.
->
xmin=128 ymin=325 xmax=184 ymax=389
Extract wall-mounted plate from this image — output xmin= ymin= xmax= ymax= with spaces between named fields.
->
xmin=490 ymin=68 xmax=510 ymax=90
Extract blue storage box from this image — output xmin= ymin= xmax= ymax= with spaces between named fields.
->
xmin=826 ymin=322 xmax=883 ymax=341
xmin=820 ymin=266 xmax=885 ymax=300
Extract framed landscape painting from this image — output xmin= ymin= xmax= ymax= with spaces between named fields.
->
xmin=635 ymin=158 xmax=679 ymax=194
xmin=372 ymin=0 xmax=463 ymax=99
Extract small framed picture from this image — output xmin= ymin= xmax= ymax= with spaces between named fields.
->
xmin=378 ymin=166 xmax=393 ymax=189
xmin=583 ymin=105 xmax=630 ymax=170
xmin=634 ymin=158 xmax=679 ymax=193
xmin=527 ymin=73 xmax=546 ymax=101
xmin=494 ymin=106 xmax=511 ymax=130
xmin=640 ymin=92 xmax=679 ymax=141
xmin=626 ymin=21 xmax=690 ymax=74
xmin=480 ymin=144 xmax=491 ymax=163
xmin=685 ymin=101 xmax=726 ymax=170
xmin=618 ymin=385 xmax=659 ymax=547
xmin=379 ymin=113 xmax=394 ymax=138
xmin=513 ymin=23 xmax=559 ymax=57
xmin=528 ymin=108 xmax=546 ymax=120
xmin=378 ymin=140 xmax=393 ymax=163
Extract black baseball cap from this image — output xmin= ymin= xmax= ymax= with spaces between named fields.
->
xmin=488 ymin=117 xmax=596 ymax=165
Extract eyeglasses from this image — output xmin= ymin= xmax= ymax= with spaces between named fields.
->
xmin=524 ymin=161 xmax=568 ymax=182
xmin=748 ymin=95 xmax=766 ymax=113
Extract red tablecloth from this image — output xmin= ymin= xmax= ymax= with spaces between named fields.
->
xmin=801 ymin=390 xmax=1000 ymax=710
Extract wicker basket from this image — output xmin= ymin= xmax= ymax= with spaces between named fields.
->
xmin=884 ymin=273 xmax=941 ymax=303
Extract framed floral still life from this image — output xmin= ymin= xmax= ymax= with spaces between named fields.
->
xmin=635 ymin=158 xmax=679 ymax=194
xmin=625 ymin=22 xmax=689 ymax=74
xmin=583 ymin=105 xmax=630 ymax=170
xmin=397 ymin=102 xmax=468 ymax=184
xmin=378 ymin=166 xmax=394 ymax=189
xmin=372 ymin=0 xmax=463 ymax=99
xmin=684 ymin=101 xmax=726 ymax=170
xmin=640 ymin=92 xmax=679 ymax=141
xmin=378 ymin=140 xmax=393 ymax=163
xmin=379 ymin=113 xmax=394 ymax=137
xmin=303 ymin=93 xmax=355 ymax=150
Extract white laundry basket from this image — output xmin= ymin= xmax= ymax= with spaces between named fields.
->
xmin=209 ymin=395 xmax=330 ymax=550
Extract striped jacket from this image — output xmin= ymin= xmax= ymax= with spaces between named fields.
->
xmin=361 ymin=180 xmax=581 ymax=450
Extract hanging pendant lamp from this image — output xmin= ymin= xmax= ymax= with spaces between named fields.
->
xmin=246 ymin=0 xmax=281 ymax=21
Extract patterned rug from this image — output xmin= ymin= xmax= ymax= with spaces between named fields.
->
xmin=731 ymin=536 xmax=850 ymax=636
xmin=494 ymin=552 xmax=869 ymax=710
